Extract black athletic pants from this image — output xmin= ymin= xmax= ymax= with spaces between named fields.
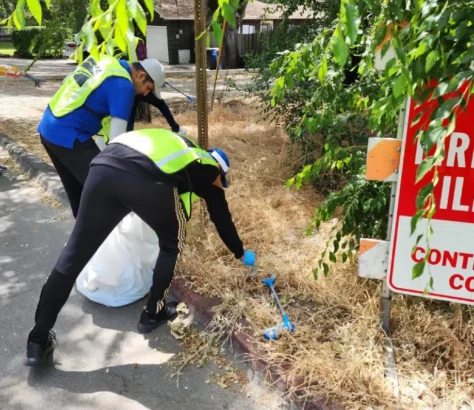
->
xmin=28 ymin=165 xmax=186 ymax=344
xmin=40 ymin=136 xmax=100 ymax=218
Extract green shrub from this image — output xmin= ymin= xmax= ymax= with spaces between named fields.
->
xmin=10 ymin=27 xmax=45 ymax=57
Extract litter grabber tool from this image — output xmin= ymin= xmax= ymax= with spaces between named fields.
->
xmin=24 ymin=73 xmax=44 ymax=87
xmin=0 ymin=64 xmax=43 ymax=87
xmin=262 ymin=275 xmax=296 ymax=340
xmin=163 ymin=82 xmax=196 ymax=103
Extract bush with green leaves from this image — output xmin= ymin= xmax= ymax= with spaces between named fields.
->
xmin=11 ymin=26 xmax=44 ymax=57
xmin=268 ymin=0 xmax=474 ymax=282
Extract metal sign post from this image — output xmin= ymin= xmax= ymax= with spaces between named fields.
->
xmin=359 ymin=100 xmax=408 ymax=399
xmin=193 ymin=0 xmax=209 ymax=149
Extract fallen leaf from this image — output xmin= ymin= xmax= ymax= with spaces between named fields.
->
xmin=4 ymin=242 xmax=9 ymax=246
xmin=204 ymin=378 xmax=210 ymax=384
xmin=134 ymin=363 xmax=139 ymax=369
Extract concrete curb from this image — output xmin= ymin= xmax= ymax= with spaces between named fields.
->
xmin=0 ymin=132 xmax=67 ymax=205
xmin=0 ymin=136 xmax=342 ymax=410
xmin=171 ymin=277 xmax=344 ymax=410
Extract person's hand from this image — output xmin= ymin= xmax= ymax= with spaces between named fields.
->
xmin=240 ymin=250 xmax=256 ymax=266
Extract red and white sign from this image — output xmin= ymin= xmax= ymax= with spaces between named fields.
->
xmin=388 ymin=84 xmax=474 ymax=304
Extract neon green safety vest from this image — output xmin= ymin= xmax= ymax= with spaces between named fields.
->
xmin=99 ymin=117 xmax=112 ymax=142
xmin=110 ymin=128 xmax=218 ymax=218
xmin=49 ymin=55 xmax=132 ymax=118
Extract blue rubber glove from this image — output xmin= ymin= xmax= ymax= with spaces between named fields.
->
xmin=241 ymin=250 xmax=256 ymax=266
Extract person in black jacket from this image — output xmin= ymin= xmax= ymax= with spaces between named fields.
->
xmin=128 ymin=91 xmax=185 ymax=135
xmin=25 ymin=129 xmax=256 ymax=367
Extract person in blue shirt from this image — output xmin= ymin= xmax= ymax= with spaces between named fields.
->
xmin=38 ymin=57 xmax=163 ymax=218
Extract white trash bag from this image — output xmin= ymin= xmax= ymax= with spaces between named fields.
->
xmin=76 ymin=212 xmax=159 ymax=307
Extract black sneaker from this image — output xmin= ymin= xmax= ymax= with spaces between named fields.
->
xmin=26 ymin=331 xmax=57 ymax=367
xmin=137 ymin=302 xmax=179 ymax=334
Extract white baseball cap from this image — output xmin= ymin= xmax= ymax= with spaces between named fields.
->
xmin=140 ymin=59 xmax=165 ymax=98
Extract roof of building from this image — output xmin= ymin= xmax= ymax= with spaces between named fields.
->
xmin=154 ymin=0 xmax=315 ymax=20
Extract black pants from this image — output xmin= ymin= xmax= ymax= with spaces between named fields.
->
xmin=28 ymin=165 xmax=186 ymax=344
xmin=41 ymin=136 xmax=100 ymax=218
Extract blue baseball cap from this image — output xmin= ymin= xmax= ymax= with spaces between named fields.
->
xmin=207 ymin=148 xmax=230 ymax=187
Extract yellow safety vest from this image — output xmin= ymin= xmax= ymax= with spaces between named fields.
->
xmin=49 ymin=55 xmax=132 ymax=118
xmin=111 ymin=128 xmax=218 ymax=218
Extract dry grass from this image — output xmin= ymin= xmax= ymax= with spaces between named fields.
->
xmin=141 ymin=101 xmax=474 ymax=409
xmin=0 ymin=119 xmax=51 ymax=163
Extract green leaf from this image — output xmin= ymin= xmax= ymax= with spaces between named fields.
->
xmin=127 ymin=0 xmax=138 ymax=17
xmin=117 ymin=0 xmax=129 ymax=41
xmin=221 ymin=3 xmax=236 ymax=28
xmin=323 ymin=262 xmax=329 ymax=276
xmin=395 ymin=46 xmax=407 ymax=66
xmin=90 ymin=0 xmax=103 ymax=17
xmin=332 ymin=32 xmax=348 ymax=66
xmin=433 ymin=82 xmax=449 ymax=98
xmin=133 ymin=4 xmax=147 ymax=36
xmin=318 ymin=57 xmax=327 ymax=83
xmin=344 ymin=0 xmax=360 ymax=45
xmin=26 ymin=0 xmax=42 ymax=24
xmin=43 ymin=0 xmax=50 ymax=7
xmin=393 ymin=75 xmax=407 ymax=98
xmin=447 ymin=71 xmax=473 ymax=93
xmin=206 ymin=32 xmax=211 ymax=48
xmin=435 ymin=97 xmax=461 ymax=121
xmin=410 ymin=209 xmax=425 ymax=235
xmin=13 ymin=7 xmax=25 ymax=29
xmin=414 ymin=234 xmax=423 ymax=247
xmin=412 ymin=261 xmax=426 ymax=279
xmin=230 ymin=0 xmax=239 ymax=8
xmin=456 ymin=20 xmax=468 ymax=40
xmin=425 ymin=49 xmax=439 ymax=72
xmin=437 ymin=8 xmax=451 ymax=30
xmin=425 ymin=127 xmax=444 ymax=151
xmin=416 ymin=156 xmax=435 ymax=183
xmin=416 ymin=183 xmax=433 ymax=209
xmin=329 ymin=252 xmax=336 ymax=263
xmin=212 ymin=21 xmax=223 ymax=45
xmin=144 ymin=0 xmax=154 ymax=20
xmin=415 ymin=40 xmax=428 ymax=58
xmin=114 ymin=24 xmax=127 ymax=52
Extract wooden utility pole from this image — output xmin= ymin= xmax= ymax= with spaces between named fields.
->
xmin=194 ymin=0 xmax=209 ymax=149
